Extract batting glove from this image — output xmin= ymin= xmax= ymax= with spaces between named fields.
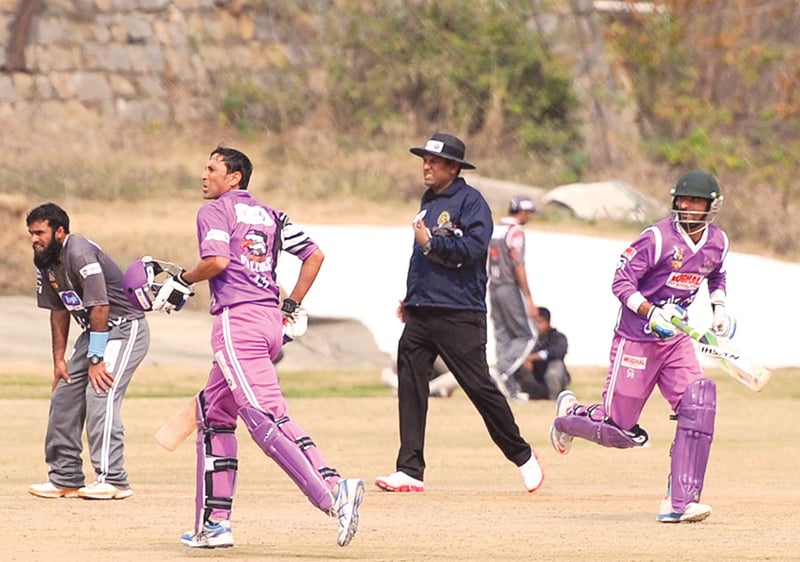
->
xmin=710 ymin=303 xmax=736 ymax=339
xmin=647 ymin=303 xmax=687 ymax=339
xmin=152 ymin=271 xmax=194 ymax=314
xmin=280 ymin=298 xmax=308 ymax=343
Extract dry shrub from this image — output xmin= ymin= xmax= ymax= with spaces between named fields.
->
xmin=1 ymin=193 xmax=36 ymax=295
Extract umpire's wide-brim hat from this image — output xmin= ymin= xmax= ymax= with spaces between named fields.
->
xmin=410 ymin=132 xmax=476 ymax=170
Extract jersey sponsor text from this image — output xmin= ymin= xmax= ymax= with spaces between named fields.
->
xmin=665 ymin=272 xmax=703 ymax=291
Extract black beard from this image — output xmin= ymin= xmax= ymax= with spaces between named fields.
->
xmin=33 ymin=238 xmax=63 ymax=270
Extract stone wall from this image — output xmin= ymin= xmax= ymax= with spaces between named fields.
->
xmin=0 ymin=0 xmax=323 ymax=125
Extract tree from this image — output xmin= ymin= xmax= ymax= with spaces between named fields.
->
xmin=5 ymin=0 xmax=40 ymax=72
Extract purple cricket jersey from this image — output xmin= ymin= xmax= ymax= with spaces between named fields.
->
xmin=195 ymin=190 xmax=318 ymax=315
xmin=612 ymin=216 xmax=729 ymax=341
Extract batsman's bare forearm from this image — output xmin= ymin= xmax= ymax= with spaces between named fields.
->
xmin=288 ymin=248 xmax=324 ymax=303
xmin=88 ymin=304 xmax=110 ymax=332
xmin=182 ymin=255 xmax=230 ymax=284
xmin=49 ymin=309 xmax=70 ymax=362
xmin=513 ymin=263 xmax=537 ymax=317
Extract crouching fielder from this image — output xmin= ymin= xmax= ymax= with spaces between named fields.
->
xmin=159 ymin=146 xmax=363 ymax=549
xmin=550 ymin=170 xmax=735 ymax=523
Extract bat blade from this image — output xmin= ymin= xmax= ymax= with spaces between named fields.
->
xmin=672 ymin=318 xmax=772 ymax=392
xmin=694 ymin=340 xmax=772 ymax=391
xmin=155 ymin=395 xmax=198 ymax=451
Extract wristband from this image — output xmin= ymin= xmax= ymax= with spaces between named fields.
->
xmin=88 ymin=331 xmax=109 ymax=358
xmin=281 ymin=298 xmax=301 ymax=315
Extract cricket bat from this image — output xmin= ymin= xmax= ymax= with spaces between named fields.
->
xmin=155 ymin=394 xmax=197 ymax=451
xmin=155 ymin=326 xmax=304 ymax=451
xmin=672 ymin=318 xmax=772 ymax=392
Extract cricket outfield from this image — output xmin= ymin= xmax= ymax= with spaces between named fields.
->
xmin=1 ymin=363 xmax=797 ymax=561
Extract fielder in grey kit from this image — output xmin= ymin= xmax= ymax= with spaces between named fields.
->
xmin=550 ymin=170 xmax=735 ymax=523
xmin=488 ymin=196 xmax=539 ymax=399
xmin=26 ymin=203 xmax=150 ymax=500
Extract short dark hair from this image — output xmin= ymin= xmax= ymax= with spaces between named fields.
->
xmin=26 ymin=202 xmax=70 ymax=234
xmin=210 ymin=145 xmax=253 ymax=190
xmin=538 ymin=306 xmax=551 ymax=323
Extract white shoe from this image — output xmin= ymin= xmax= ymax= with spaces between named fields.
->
xmin=380 ymin=367 xmax=399 ymax=396
xmin=374 ymin=470 xmax=424 ymax=492
xmin=332 ymin=478 xmax=365 ymax=547
xmin=657 ymin=497 xmax=712 ymax=523
xmin=519 ymin=450 xmax=544 ymax=492
xmin=181 ymin=520 xmax=234 ymax=548
xmin=489 ymin=370 xmax=510 ymax=398
xmin=28 ymin=481 xmax=79 ymax=499
xmin=510 ymin=391 xmax=529 ymax=403
xmin=429 ymin=373 xmax=458 ymax=398
xmin=550 ymin=390 xmax=577 ymax=455
xmin=77 ymin=480 xmax=133 ymax=500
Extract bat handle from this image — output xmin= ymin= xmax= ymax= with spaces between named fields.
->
xmin=671 ymin=316 xmax=719 ymax=345
xmin=671 ymin=316 xmax=700 ymax=340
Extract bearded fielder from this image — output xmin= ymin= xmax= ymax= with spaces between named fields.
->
xmin=550 ymin=170 xmax=736 ymax=523
xmin=26 ymin=202 xmax=151 ymax=500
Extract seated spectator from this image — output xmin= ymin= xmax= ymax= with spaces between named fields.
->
xmin=514 ymin=307 xmax=571 ymax=400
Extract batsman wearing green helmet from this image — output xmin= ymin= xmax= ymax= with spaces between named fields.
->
xmin=551 ymin=170 xmax=734 ymax=523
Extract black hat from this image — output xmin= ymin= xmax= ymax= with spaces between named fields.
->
xmin=409 ymin=133 xmax=476 ymax=170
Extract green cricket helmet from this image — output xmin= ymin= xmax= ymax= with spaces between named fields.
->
xmin=670 ymin=170 xmax=723 ymax=234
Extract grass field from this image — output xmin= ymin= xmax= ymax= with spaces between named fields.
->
xmin=3 ymin=364 xmax=799 ymax=561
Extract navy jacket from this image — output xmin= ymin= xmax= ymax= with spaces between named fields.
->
xmin=403 ymin=177 xmax=492 ymax=312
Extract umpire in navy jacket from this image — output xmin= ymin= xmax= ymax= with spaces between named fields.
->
xmin=375 ymin=133 xmax=544 ymax=494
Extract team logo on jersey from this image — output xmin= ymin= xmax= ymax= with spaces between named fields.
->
xmin=48 ymin=271 xmax=59 ymax=291
xmin=58 ymin=290 xmax=84 ymax=311
xmin=617 ymin=246 xmax=636 ymax=271
xmin=241 ymin=230 xmax=268 ymax=262
xmin=671 ymin=246 xmax=684 ymax=269
xmin=700 ymin=257 xmax=716 ymax=273
xmin=666 ymin=271 xmax=703 ymax=291
xmin=437 ymin=211 xmax=451 ymax=226
xmin=622 ymin=246 xmax=636 ymax=261
xmin=621 ymin=354 xmax=646 ymax=370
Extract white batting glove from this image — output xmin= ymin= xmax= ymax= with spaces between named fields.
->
xmin=647 ymin=303 xmax=687 ymax=339
xmin=282 ymin=309 xmax=308 ymax=343
xmin=711 ymin=304 xmax=736 ymax=339
xmin=152 ymin=273 xmax=194 ymax=314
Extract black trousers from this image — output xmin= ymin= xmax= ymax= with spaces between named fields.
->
xmin=395 ymin=307 xmax=532 ymax=481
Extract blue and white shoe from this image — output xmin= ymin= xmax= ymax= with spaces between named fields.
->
xmin=550 ymin=390 xmax=577 ymax=455
xmin=181 ymin=520 xmax=234 ymax=548
xmin=657 ymin=495 xmax=712 ymax=523
xmin=332 ymin=478 xmax=365 ymax=547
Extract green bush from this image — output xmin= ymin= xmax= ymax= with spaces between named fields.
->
xmin=323 ymin=0 xmax=580 ymax=155
xmin=219 ymin=68 xmax=320 ymax=136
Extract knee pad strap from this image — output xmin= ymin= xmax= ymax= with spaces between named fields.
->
xmin=193 ymin=393 xmax=239 ymax=530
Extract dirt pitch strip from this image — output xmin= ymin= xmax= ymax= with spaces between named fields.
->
xmin=2 ymin=367 xmax=799 ymax=562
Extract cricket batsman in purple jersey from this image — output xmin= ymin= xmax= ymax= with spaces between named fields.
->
xmin=155 ymin=146 xmax=363 ymax=549
xmin=550 ymin=170 xmax=736 ymax=523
